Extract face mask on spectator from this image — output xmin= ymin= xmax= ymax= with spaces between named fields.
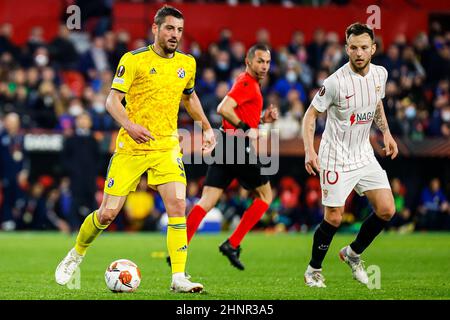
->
xmin=405 ymin=106 xmax=416 ymax=119
xmin=35 ymin=54 xmax=48 ymax=67
xmin=442 ymin=110 xmax=450 ymax=122
xmin=191 ymin=47 xmax=201 ymax=58
xmin=317 ymin=78 xmax=325 ymax=87
xmin=69 ymin=105 xmax=83 ymax=117
xmin=93 ymin=103 xmax=105 ymax=114
xmin=286 ymin=71 xmax=297 ymax=83
xmin=217 ymin=61 xmax=229 ymax=71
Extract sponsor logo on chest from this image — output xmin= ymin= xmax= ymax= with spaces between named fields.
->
xmin=350 ymin=111 xmax=375 ymax=125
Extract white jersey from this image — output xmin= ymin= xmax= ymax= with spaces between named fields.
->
xmin=311 ymin=62 xmax=388 ymax=172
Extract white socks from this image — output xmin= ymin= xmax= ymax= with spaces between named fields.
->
xmin=307 ymin=265 xmax=322 ymax=273
xmin=346 ymin=245 xmax=360 ymax=258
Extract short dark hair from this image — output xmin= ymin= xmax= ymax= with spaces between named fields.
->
xmin=345 ymin=23 xmax=374 ymax=42
xmin=247 ymin=44 xmax=270 ymax=60
xmin=154 ymin=5 xmax=184 ymax=26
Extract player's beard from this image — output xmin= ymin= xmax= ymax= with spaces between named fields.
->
xmin=160 ymin=38 xmax=178 ymax=55
xmin=350 ymin=57 xmax=370 ymax=72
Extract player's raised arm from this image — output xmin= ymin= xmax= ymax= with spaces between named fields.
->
xmin=181 ymin=91 xmax=216 ymax=153
xmin=302 ymin=105 xmax=321 ymax=175
xmin=374 ymin=100 xmax=398 ymax=159
xmin=105 ymin=89 xmax=154 ymax=144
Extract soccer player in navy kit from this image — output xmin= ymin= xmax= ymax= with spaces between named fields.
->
xmin=185 ymin=44 xmax=278 ymax=270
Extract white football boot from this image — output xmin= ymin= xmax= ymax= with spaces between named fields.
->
xmin=304 ymin=265 xmax=327 ymax=288
xmin=55 ymin=248 xmax=84 ymax=285
xmin=339 ymin=246 xmax=369 ymax=285
xmin=171 ymin=274 xmax=204 ymax=293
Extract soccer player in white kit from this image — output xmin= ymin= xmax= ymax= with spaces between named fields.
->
xmin=302 ymin=23 xmax=398 ymax=288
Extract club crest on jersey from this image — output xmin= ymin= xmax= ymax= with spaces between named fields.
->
xmin=177 ymin=68 xmax=185 ymax=79
xmin=319 ymin=85 xmax=326 ymax=96
xmin=107 ymin=178 xmax=114 ymax=188
xmin=350 ymin=111 xmax=375 ymax=125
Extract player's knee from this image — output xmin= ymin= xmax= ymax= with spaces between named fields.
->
xmin=325 ymin=208 xmax=343 ymax=227
xmin=377 ymin=204 xmax=396 ymax=221
xmin=166 ymin=199 xmax=186 ymax=216
xmin=97 ymin=208 xmax=119 ymax=225
xmin=325 ymin=216 xmax=342 ymax=227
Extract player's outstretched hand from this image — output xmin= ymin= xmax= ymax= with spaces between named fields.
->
xmin=125 ymin=122 xmax=155 ymax=144
xmin=262 ymin=104 xmax=279 ymax=123
xmin=383 ymin=133 xmax=398 ymax=160
xmin=202 ymin=128 xmax=216 ymax=154
xmin=305 ymin=150 xmax=320 ymax=176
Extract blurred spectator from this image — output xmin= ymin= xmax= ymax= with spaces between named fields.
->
xmin=62 ymin=112 xmax=100 ymax=231
xmin=388 ymin=177 xmax=414 ymax=233
xmin=124 ymin=176 xmax=156 ymax=231
xmin=288 ymin=30 xmax=305 ymax=55
xmin=88 ymin=93 xmax=116 ymax=131
xmin=213 ymin=50 xmax=232 ymax=81
xmin=79 ymin=36 xmax=110 ymax=81
xmin=0 ymin=23 xmax=19 ymax=56
xmin=307 ymin=28 xmax=326 ymax=72
xmin=201 ymin=81 xmax=229 ymax=128
xmin=186 ymin=180 xmax=201 ymax=214
xmin=276 ymin=176 xmax=301 ymax=230
xmin=32 ymin=81 xmax=61 ymax=129
xmin=303 ymin=176 xmax=323 ymax=228
xmin=272 ymin=55 xmax=307 ymax=102
xmin=196 ymin=67 xmax=218 ymax=98
xmin=0 ymin=113 xmax=28 ymax=230
xmin=48 ymin=25 xmax=79 ymax=70
xmin=272 ymin=89 xmax=303 ymax=139
xmin=417 ymin=178 xmax=449 ymax=230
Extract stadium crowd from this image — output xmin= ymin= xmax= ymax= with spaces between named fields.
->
xmin=0 ymin=11 xmax=449 ymax=233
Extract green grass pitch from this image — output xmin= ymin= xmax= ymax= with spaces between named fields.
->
xmin=0 ymin=231 xmax=449 ymax=300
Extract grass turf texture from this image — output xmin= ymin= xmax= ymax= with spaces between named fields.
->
xmin=0 ymin=232 xmax=449 ymax=300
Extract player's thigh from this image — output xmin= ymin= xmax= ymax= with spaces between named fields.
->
xmin=104 ymin=153 xmax=149 ymax=196
xmin=147 ymin=149 xmax=186 ymax=190
xmin=320 ymin=169 xmax=359 ymax=207
xmin=235 ymin=163 xmax=269 ymax=191
xmin=157 ymin=181 xmax=186 ymax=217
xmin=355 ymin=161 xmax=394 ymax=218
xmin=197 ymin=186 xmax=225 ymax=212
xmin=204 ymin=163 xmax=234 ymax=190
xmin=354 ymin=161 xmax=391 ymax=196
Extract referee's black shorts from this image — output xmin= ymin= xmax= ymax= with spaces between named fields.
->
xmin=204 ymin=130 xmax=270 ymax=190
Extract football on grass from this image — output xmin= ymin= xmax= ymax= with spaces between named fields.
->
xmin=105 ymin=259 xmax=141 ymax=292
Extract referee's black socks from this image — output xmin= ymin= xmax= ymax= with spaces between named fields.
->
xmin=309 ymin=220 xmax=338 ymax=269
xmin=350 ymin=212 xmax=389 ymax=255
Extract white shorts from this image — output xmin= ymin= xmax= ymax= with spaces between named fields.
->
xmin=320 ymin=161 xmax=391 ymax=207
